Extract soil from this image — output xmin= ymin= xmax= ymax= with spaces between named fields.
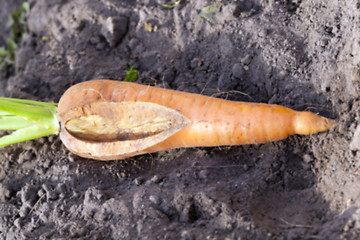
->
xmin=0 ymin=0 xmax=359 ymax=239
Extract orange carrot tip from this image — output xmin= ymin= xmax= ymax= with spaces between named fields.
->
xmin=293 ymin=111 xmax=336 ymax=135
xmin=0 ymin=79 xmax=335 ymax=160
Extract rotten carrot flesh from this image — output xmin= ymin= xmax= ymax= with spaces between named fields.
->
xmin=57 ymin=80 xmax=335 ymax=160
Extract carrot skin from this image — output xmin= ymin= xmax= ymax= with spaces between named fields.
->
xmin=57 ymin=80 xmax=335 ymax=160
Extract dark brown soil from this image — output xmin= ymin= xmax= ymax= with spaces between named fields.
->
xmin=0 ymin=0 xmax=359 ymax=239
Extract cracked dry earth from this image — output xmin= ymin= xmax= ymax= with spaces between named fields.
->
xmin=1 ymin=0 xmax=360 ymax=239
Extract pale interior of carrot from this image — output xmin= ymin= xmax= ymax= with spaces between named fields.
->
xmin=64 ymin=101 xmax=191 ymax=147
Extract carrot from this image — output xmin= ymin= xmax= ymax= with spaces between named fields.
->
xmin=57 ymin=80 xmax=335 ymax=160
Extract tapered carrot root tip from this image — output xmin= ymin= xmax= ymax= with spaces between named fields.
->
xmin=293 ymin=111 xmax=336 ymax=135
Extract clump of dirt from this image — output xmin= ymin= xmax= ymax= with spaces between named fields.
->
xmin=0 ymin=0 xmax=359 ymax=239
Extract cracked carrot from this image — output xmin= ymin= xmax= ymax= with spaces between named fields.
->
xmin=57 ymin=80 xmax=335 ymax=160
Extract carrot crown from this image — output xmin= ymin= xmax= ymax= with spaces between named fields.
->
xmin=0 ymin=97 xmax=59 ymax=147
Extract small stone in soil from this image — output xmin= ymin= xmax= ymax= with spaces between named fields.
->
xmin=21 ymin=185 xmax=38 ymax=207
xmin=101 ymin=16 xmax=129 ymax=48
xmin=0 ymin=183 xmax=11 ymax=202
xmin=149 ymin=195 xmax=161 ymax=205
xmin=231 ymin=63 xmax=245 ymax=79
xmin=350 ymin=125 xmax=360 ymax=151
xmin=14 ymin=218 xmax=23 ymax=229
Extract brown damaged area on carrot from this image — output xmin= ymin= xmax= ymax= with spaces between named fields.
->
xmin=57 ymin=80 xmax=336 ymax=161
xmin=60 ymin=101 xmax=191 ymax=160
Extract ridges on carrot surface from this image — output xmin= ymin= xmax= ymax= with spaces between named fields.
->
xmin=57 ymin=80 xmax=335 ymax=160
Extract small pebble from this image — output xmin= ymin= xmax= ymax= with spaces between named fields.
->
xmin=57 ymin=183 xmax=67 ymax=197
xmin=42 ymin=183 xmax=58 ymax=201
xmin=0 ymin=183 xmax=11 ymax=202
xmin=37 ymin=189 xmax=45 ymax=197
xmin=192 ymin=161 xmax=199 ymax=167
xmin=21 ymin=185 xmax=38 ymax=207
xmin=350 ymin=125 xmax=360 ymax=151
xmin=150 ymin=175 xmax=161 ymax=184
xmin=241 ymin=54 xmax=252 ymax=65
xmin=68 ymin=153 xmax=75 ymax=162
xmin=319 ymin=38 xmax=329 ymax=47
xmin=42 ymin=183 xmax=52 ymax=192
xmin=231 ymin=63 xmax=245 ymax=79
xmin=42 ymin=159 xmax=51 ymax=169
xmin=134 ymin=177 xmax=144 ymax=186
xmin=101 ymin=16 xmax=129 ymax=47
xmin=243 ymin=164 xmax=249 ymax=171
xmin=198 ymin=170 xmax=208 ymax=179
xmin=258 ymin=28 xmax=270 ymax=37
xmin=149 ymin=195 xmax=161 ymax=205
xmin=18 ymin=150 xmax=34 ymax=164
xmin=19 ymin=205 xmax=30 ymax=217
xmin=181 ymin=230 xmax=192 ymax=240
xmin=48 ymin=135 xmax=55 ymax=143
xmin=303 ymin=154 xmax=313 ymax=163
xmin=189 ymin=58 xmax=200 ymax=69
xmin=278 ymin=70 xmax=288 ymax=80
xmin=222 ymin=3 xmax=239 ymax=18
xmin=30 ymin=217 xmax=40 ymax=230
xmin=14 ymin=218 xmax=23 ymax=229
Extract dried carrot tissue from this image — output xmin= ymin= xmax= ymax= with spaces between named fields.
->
xmin=57 ymin=80 xmax=335 ymax=160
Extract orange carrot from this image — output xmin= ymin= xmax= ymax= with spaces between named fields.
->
xmin=57 ymin=80 xmax=335 ymax=160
